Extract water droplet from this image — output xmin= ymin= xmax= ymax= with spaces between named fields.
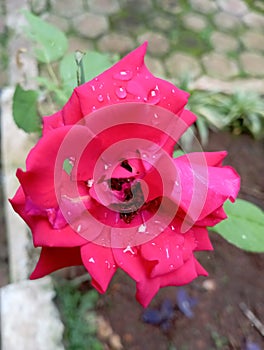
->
xmin=69 ymin=156 xmax=75 ymax=166
xmin=123 ymin=245 xmax=135 ymax=255
xmin=89 ymin=257 xmax=95 ymax=263
xmin=165 ymin=247 xmax=170 ymax=259
xmin=105 ymin=260 xmax=111 ymax=269
xmin=95 ymin=77 xmax=99 ymax=82
xmin=176 ymin=245 xmax=180 ymax=249
xmin=242 ymin=234 xmax=247 ymax=239
xmin=113 ymin=70 xmax=133 ymax=81
xmin=152 ymin=113 xmax=159 ymax=125
xmin=151 ymin=242 xmax=156 ymax=246
xmin=87 ymin=179 xmax=94 ymax=187
xmin=106 ymin=93 xmax=111 ymax=101
xmin=138 ymin=224 xmax=147 ymax=233
xmin=144 ymin=86 xmax=160 ymax=104
xmin=92 ymin=106 xmax=96 ymax=111
xmin=97 ymin=94 xmax=104 ymax=102
xmin=171 ymin=88 xmax=176 ymax=94
xmin=175 ymin=180 xmax=179 ymax=186
xmin=77 ymin=224 xmax=82 ymax=233
xmin=104 ymin=163 xmax=111 ymax=170
xmin=91 ymin=85 xmax=96 ymax=91
xmin=171 ymin=225 xmax=175 ymax=231
xmin=169 ymin=264 xmax=174 ymax=270
xmin=115 ymin=87 xmax=127 ymax=99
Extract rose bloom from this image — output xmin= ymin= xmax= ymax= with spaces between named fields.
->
xmin=10 ymin=43 xmax=240 ymax=307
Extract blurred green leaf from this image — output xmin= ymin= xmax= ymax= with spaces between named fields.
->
xmin=173 ymin=150 xmax=185 ymax=158
xmin=13 ymin=84 xmax=41 ymax=133
xmin=23 ymin=10 xmax=68 ymax=63
xmin=211 ymin=199 xmax=264 ymax=252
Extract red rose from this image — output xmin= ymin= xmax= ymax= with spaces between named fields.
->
xmin=10 ymin=43 xmax=240 ymax=307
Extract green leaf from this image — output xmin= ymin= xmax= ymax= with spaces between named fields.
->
xmin=23 ymin=10 xmax=68 ymax=63
xmin=59 ymin=51 xmax=114 ymax=99
xmin=173 ymin=149 xmax=185 ymax=158
xmin=211 ymin=198 xmax=264 ymax=252
xmin=13 ymin=84 xmax=41 ymax=133
xmin=63 ymin=159 xmax=73 ymax=175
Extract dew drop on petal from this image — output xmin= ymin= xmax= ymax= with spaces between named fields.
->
xmin=89 ymin=257 xmax=95 ymax=263
xmin=105 ymin=260 xmax=111 ymax=269
xmin=152 ymin=113 xmax=159 ymax=125
xmin=87 ymin=179 xmax=94 ymax=187
xmin=115 ymin=87 xmax=127 ymax=99
xmin=123 ymin=245 xmax=135 ymax=255
xmin=145 ymin=87 xmax=160 ymax=104
xmin=171 ymin=225 xmax=175 ymax=231
xmin=90 ymin=85 xmax=96 ymax=92
xmin=97 ymin=94 xmax=104 ymax=102
xmin=77 ymin=224 xmax=82 ymax=233
xmin=113 ymin=70 xmax=133 ymax=81
xmin=138 ymin=224 xmax=147 ymax=233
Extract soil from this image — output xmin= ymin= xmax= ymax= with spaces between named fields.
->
xmin=97 ymin=132 xmax=264 ymax=350
xmin=1 ymin=131 xmax=263 ymax=349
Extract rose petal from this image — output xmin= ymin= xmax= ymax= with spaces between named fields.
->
xmin=81 ymin=243 xmax=117 ymax=293
xmin=30 ymin=246 xmax=82 ymax=279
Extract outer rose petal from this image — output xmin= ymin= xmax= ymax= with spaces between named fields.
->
xmin=75 ymin=43 xmax=189 ymax=118
xmin=172 ymin=152 xmax=240 ymax=223
xmin=81 ymin=244 xmax=117 ymax=293
xmin=30 ymin=247 xmax=82 ymax=279
xmin=10 ymin=186 xmax=88 ymax=247
xmin=136 ymin=256 xmax=207 ymax=307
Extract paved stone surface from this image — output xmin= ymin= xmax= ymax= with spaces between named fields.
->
xmin=243 ymin=12 xmax=264 ymax=29
xmin=145 ymin=55 xmax=166 ymax=78
xmin=240 ymin=52 xmax=264 ymax=76
xmin=242 ymin=31 xmax=264 ymax=51
xmin=87 ymin=0 xmax=120 ymax=15
xmin=1 ymin=0 xmax=264 ymax=89
xmin=202 ymin=53 xmax=239 ymax=79
xmin=210 ymin=31 xmax=239 ymax=52
xmin=213 ymin=12 xmax=242 ymax=30
xmin=189 ymin=0 xmax=217 ymax=14
xmin=98 ymin=33 xmax=135 ymax=54
xmin=50 ymin=0 xmax=84 ymax=18
xmin=182 ymin=13 xmax=207 ymax=31
xmin=137 ymin=31 xmax=169 ymax=56
xmin=217 ymin=0 xmax=248 ymax=16
xmin=73 ymin=13 xmax=109 ymax=39
xmin=165 ymin=52 xmax=202 ymax=79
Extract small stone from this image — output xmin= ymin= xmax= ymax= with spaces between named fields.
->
xmin=182 ymin=13 xmax=207 ymax=31
xmin=68 ymin=36 xmax=95 ymax=53
xmin=152 ymin=16 xmax=174 ymax=31
xmin=242 ymin=31 xmax=264 ymax=51
xmin=145 ymin=55 xmax=166 ymax=78
xmin=192 ymin=76 xmax=264 ymax=94
xmin=30 ymin=0 xmax=47 ymax=14
xmin=109 ymin=334 xmax=123 ymax=350
xmin=240 ymin=52 xmax=264 ymax=77
xmin=137 ymin=32 xmax=169 ymax=56
xmin=202 ymin=53 xmax=239 ymax=79
xmin=216 ymin=0 xmax=248 ymax=16
xmin=210 ymin=31 xmax=239 ymax=52
xmin=98 ymin=33 xmax=135 ymax=54
xmin=243 ymin=12 xmax=264 ymax=29
xmin=96 ymin=316 xmax=113 ymax=340
xmin=202 ymin=279 xmax=216 ymax=291
xmin=87 ymin=0 xmax=120 ymax=15
xmin=213 ymin=12 xmax=242 ymax=30
xmin=42 ymin=14 xmax=70 ymax=32
xmin=156 ymin=0 xmax=182 ymax=14
xmin=165 ymin=52 xmax=202 ymax=79
xmin=189 ymin=0 xmax=217 ymax=14
xmin=50 ymin=0 xmax=84 ymax=18
xmin=73 ymin=13 xmax=108 ymax=39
